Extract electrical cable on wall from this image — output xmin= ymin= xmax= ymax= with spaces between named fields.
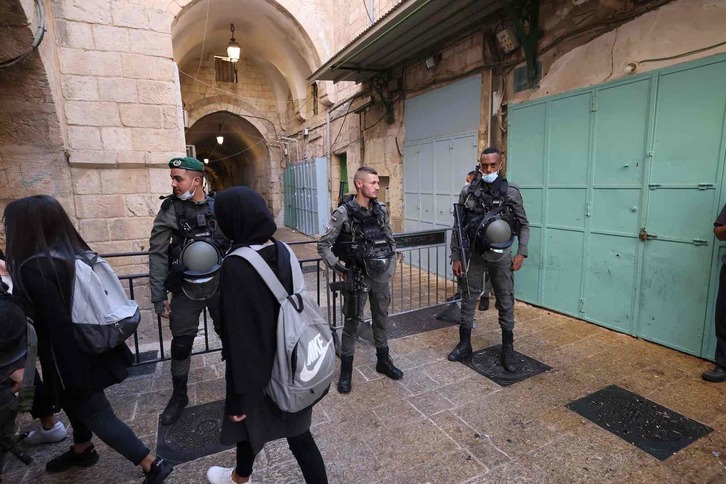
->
xmin=482 ymin=0 xmax=673 ymax=71
xmin=206 ymin=137 xmax=268 ymax=162
xmin=330 ymin=102 xmax=353 ymax=151
xmin=363 ymin=0 xmax=374 ymax=24
xmin=0 ymin=0 xmax=46 ymax=69
xmin=179 ymin=69 xmax=314 ymax=107
xmin=636 ymin=40 xmax=726 ymax=65
xmin=195 ymin=0 xmax=210 ymax=78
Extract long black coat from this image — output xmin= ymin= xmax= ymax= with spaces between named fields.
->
xmin=214 ymin=187 xmax=311 ymax=453
xmin=18 ymin=257 xmax=132 ymax=405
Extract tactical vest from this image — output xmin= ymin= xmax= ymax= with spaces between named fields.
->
xmin=332 ymin=195 xmax=392 ymax=266
xmin=463 ymin=176 xmax=519 ymax=252
xmin=162 ymin=195 xmax=229 ymax=292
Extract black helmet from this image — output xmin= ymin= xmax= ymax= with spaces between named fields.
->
xmin=484 ymin=218 xmax=513 ymax=249
xmin=363 ymin=253 xmax=396 ymax=282
xmin=179 ymin=240 xmax=222 ymax=300
xmin=474 ymin=214 xmax=514 ymax=252
xmin=361 ymin=238 xmax=396 ymax=282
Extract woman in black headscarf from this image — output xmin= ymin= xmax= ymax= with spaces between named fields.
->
xmin=207 ymin=187 xmax=327 ymax=484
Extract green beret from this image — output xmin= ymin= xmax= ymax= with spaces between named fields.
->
xmin=169 ymin=156 xmax=204 ymax=173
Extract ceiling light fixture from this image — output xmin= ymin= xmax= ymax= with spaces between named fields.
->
xmin=216 ymin=124 xmax=224 ymax=145
xmin=227 ymin=24 xmax=241 ymax=63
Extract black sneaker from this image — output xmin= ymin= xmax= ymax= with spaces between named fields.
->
xmin=143 ymin=457 xmax=173 ymax=484
xmin=46 ymin=444 xmax=99 ymax=473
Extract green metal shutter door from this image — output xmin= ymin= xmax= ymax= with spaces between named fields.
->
xmin=637 ymin=60 xmax=726 ymax=355
xmin=586 ymin=78 xmax=651 ymax=334
xmin=509 ymin=54 xmax=726 ymax=359
xmin=543 ymin=92 xmax=591 ymax=316
xmin=282 ymin=158 xmax=329 ymax=236
xmin=508 ymin=102 xmax=546 ymax=305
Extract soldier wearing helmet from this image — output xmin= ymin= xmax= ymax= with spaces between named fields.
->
xmin=449 ymin=147 xmax=530 ymax=372
xmin=317 ymin=166 xmax=403 ymax=394
xmin=149 ymin=156 xmax=229 ymax=425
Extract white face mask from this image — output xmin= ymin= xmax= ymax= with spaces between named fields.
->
xmin=176 ymin=180 xmax=198 ymax=201
xmin=482 ymin=171 xmax=499 ymax=183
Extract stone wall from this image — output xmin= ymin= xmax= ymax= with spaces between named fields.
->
xmin=508 ymin=0 xmax=726 ymax=104
xmin=0 ymin=0 xmax=72 ymax=241
xmin=51 ymin=0 xmax=183 ymax=168
xmin=180 ymin=57 xmax=281 ymax=129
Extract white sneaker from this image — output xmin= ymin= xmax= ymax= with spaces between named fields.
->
xmin=23 ymin=421 xmax=68 ymax=445
xmin=207 ymin=466 xmax=249 ymax=484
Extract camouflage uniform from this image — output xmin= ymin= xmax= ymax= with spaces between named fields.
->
xmin=451 ymin=179 xmax=530 ymax=332
xmin=317 ymin=198 xmax=396 ymax=357
xmin=149 ymin=195 xmax=223 ymax=424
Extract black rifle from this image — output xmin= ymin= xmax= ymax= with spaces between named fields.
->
xmin=452 ymin=202 xmax=471 ymax=299
xmin=328 ymin=264 xmax=368 ymax=355
xmin=328 ymin=264 xmax=367 ymax=295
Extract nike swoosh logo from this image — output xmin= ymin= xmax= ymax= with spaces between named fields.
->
xmin=299 ymin=340 xmax=332 ymax=383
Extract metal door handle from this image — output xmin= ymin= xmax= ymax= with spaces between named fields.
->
xmin=639 ymin=228 xmax=657 ymax=241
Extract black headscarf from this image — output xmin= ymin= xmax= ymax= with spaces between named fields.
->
xmin=214 ymin=187 xmax=277 ymax=250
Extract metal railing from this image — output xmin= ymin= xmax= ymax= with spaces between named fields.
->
xmin=104 ymin=229 xmax=455 ymax=367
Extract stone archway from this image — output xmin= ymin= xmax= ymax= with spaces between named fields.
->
xmin=170 ymin=0 xmax=333 ymax=127
xmin=184 ymin=103 xmax=283 ymax=214
xmin=185 ymin=95 xmax=277 ymax=141
xmin=0 ymin=0 xmax=72 ymax=238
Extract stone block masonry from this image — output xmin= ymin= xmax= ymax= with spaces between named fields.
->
xmin=50 ymin=0 xmax=182 ymax=168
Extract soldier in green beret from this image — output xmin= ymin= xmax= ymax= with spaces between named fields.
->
xmin=149 ymin=157 xmax=229 ymax=425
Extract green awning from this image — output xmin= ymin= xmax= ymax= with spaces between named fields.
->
xmin=309 ymin=0 xmax=500 ymax=83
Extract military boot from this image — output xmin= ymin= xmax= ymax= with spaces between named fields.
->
xmin=160 ymin=376 xmax=189 ymax=425
xmin=376 ymin=347 xmax=403 ymax=380
xmin=702 ymin=365 xmax=726 ymax=383
xmin=337 ymin=355 xmax=353 ymax=393
xmin=447 ymin=326 xmax=472 ymax=362
xmin=501 ymin=329 xmax=517 ymax=373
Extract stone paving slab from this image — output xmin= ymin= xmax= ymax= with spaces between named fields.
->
xmin=4 ymin=229 xmax=726 ymax=482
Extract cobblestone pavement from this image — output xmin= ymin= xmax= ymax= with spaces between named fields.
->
xmin=4 ymin=228 xmax=726 ymax=483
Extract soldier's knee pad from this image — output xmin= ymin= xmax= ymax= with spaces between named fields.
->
xmin=170 ymin=335 xmax=194 ymax=360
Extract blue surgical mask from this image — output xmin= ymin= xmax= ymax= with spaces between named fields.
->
xmin=482 ymin=171 xmax=499 ymax=183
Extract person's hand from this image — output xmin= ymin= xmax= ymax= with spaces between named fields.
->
xmin=9 ymin=368 xmax=23 ymax=393
xmin=162 ymin=300 xmax=171 ymax=318
xmin=452 ymin=260 xmax=463 ymax=277
xmin=155 ymin=300 xmax=171 ymax=319
xmin=334 ymin=262 xmax=348 ymax=280
xmin=228 ymin=414 xmax=246 ymax=422
xmin=512 ymin=255 xmax=525 ymax=272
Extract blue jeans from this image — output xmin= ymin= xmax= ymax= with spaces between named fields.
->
xmin=62 ymin=390 xmax=150 ymax=466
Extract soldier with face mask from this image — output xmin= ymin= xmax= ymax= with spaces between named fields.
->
xmin=449 ymin=148 xmax=530 ymax=372
xmin=149 ymin=157 xmax=229 ymax=425
xmin=318 ymin=166 xmax=403 ymax=394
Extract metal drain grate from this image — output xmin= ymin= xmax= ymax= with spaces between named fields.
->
xmin=464 ymin=345 xmax=551 ymax=386
xmin=357 ymin=305 xmax=459 ymax=344
xmin=156 ymin=400 xmax=234 ymax=464
xmin=389 ymin=306 xmax=460 ymax=339
xmin=567 ymin=385 xmax=713 ymax=460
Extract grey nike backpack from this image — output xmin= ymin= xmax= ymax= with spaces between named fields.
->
xmin=23 ymin=251 xmax=140 ymax=354
xmin=230 ymin=242 xmax=334 ymax=414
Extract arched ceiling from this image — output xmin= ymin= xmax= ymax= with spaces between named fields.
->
xmin=186 ymin=111 xmax=269 ymax=191
xmin=172 ymin=0 xmax=320 ymax=111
